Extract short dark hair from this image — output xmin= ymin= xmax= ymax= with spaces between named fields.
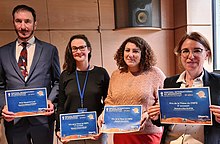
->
xmin=63 ymin=34 xmax=92 ymax=73
xmin=114 ymin=36 xmax=156 ymax=72
xmin=12 ymin=5 xmax=36 ymax=22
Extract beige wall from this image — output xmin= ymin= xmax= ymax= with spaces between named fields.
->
xmin=0 ymin=0 xmax=213 ymax=75
xmin=173 ymin=0 xmax=213 ymax=73
xmin=0 ymin=0 xmax=177 ymax=76
xmin=0 ymin=0 xmax=213 ymax=143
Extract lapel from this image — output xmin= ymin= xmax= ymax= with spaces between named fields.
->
xmin=9 ymin=41 xmax=25 ymax=81
xmin=26 ymin=39 xmax=43 ymax=81
xmin=164 ymin=75 xmax=182 ymax=88
xmin=174 ymin=81 xmax=182 ymax=88
xmin=203 ymin=69 xmax=210 ymax=87
xmin=174 ymin=75 xmax=182 ymax=88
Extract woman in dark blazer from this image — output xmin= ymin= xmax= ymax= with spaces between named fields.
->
xmin=148 ymin=32 xmax=220 ymax=144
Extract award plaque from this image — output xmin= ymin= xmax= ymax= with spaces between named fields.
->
xmin=5 ymin=88 xmax=48 ymax=117
xmin=158 ymin=87 xmax=212 ymax=125
xmin=101 ymin=105 xmax=142 ymax=133
xmin=60 ymin=111 xmax=98 ymax=141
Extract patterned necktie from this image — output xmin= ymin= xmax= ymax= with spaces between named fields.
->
xmin=18 ymin=42 xmax=28 ymax=78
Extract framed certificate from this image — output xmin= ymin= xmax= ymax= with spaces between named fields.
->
xmin=60 ymin=111 xmax=98 ymax=141
xmin=158 ymin=87 xmax=212 ymax=125
xmin=5 ymin=88 xmax=48 ymax=117
xmin=101 ymin=105 xmax=142 ymax=133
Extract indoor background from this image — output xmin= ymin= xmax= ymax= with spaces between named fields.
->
xmin=0 ymin=0 xmax=213 ymax=143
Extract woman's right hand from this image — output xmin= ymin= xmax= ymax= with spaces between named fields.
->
xmin=56 ymin=131 xmax=70 ymax=144
xmin=147 ymin=104 xmax=160 ymax=121
xmin=2 ymin=105 xmax=15 ymax=122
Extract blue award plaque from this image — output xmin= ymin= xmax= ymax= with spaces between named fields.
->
xmin=158 ymin=87 xmax=212 ymax=125
xmin=5 ymin=88 xmax=48 ymax=117
xmin=101 ymin=105 xmax=142 ymax=133
xmin=60 ymin=111 xmax=98 ymax=141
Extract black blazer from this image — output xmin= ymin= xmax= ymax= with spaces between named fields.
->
xmin=153 ymin=69 xmax=220 ymax=144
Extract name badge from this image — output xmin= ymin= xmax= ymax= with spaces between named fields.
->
xmin=77 ymin=108 xmax=87 ymax=113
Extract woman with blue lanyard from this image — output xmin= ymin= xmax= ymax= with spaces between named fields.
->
xmin=56 ymin=34 xmax=110 ymax=144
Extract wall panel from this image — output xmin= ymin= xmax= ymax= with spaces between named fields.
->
xmin=99 ymin=0 xmax=115 ymax=29
xmin=161 ymin=0 xmax=174 ymax=29
xmin=174 ymin=0 xmax=187 ymax=28
xmin=47 ymin=0 xmax=99 ymax=29
xmin=0 ymin=0 xmax=48 ymax=30
xmin=0 ymin=31 xmax=17 ymax=46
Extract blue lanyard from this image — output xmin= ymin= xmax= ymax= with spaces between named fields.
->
xmin=75 ymin=65 xmax=90 ymax=108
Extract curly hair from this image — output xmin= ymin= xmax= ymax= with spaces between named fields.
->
xmin=63 ymin=34 xmax=92 ymax=73
xmin=114 ymin=36 xmax=156 ymax=72
xmin=174 ymin=32 xmax=212 ymax=63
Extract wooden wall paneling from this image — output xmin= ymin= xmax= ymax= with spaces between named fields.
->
xmin=0 ymin=1 xmax=15 ymax=29
xmin=100 ymin=31 xmax=119 ymax=75
xmin=99 ymin=0 xmax=115 ymax=29
xmin=161 ymin=0 xmax=174 ymax=29
xmin=0 ymin=0 xmax=48 ymax=30
xmin=35 ymin=31 xmax=50 ymax=43
xmin=154 ymin=31 xmax=175 ymax=76
xmin=47 ymin=0 xmax=99 ymax=30
xmin=173 ymin=0 xmax=187 ymax=74
xmin=0 ymin=31 xmax=17 ymax=46
xmin=173 ymin=0 xmax=186 ymax=28
xmin=101 ymin=30 xmax=175 ymax=76
xmin=50 ymin=31 xmax=102 ymax=71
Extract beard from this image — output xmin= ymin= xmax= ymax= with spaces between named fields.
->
xmin=15 ymin=28 xmax=34 ymax=41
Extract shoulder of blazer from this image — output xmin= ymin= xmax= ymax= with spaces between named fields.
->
xmin=203 ymin=69 xmax=220 ymax=86
xmin=0 ymin=41 xmax=16 ymax=49
xmin=164 ymin=75 xmax=181 ymax=88
xmin=35 ymin=38 xmax=56 ymax=49
xmin=0 ymin=41 xmax=16 ymax=57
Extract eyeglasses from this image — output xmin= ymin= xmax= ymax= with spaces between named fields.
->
xmin=179 ymin=48 xmax=204 ymax=58
xmin=71 ymin=45 xmax=87 ymax=52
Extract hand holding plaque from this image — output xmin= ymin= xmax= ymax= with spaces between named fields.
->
xmin=5 ymin=88 xmax=48 ymax=117
xmin=101 ymin=105 xmax=142 ymax=133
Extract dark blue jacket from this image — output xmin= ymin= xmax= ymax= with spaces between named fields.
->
xmin=0 ymin=38 xmax=61 ymax=124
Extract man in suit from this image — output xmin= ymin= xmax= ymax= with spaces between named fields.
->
xmin=0 ymin=5 xmax=60 ymax=144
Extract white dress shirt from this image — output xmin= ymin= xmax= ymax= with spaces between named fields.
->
xmin=165 ymin=71 xmax=204 ymax=144
xmin=16 ymin=37 xmax=36 ymax=81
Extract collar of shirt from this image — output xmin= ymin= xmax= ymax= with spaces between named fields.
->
xmin=176 ymin=70 xmax=204 ymax=88
xmin=17 ymin=36 xmax=36 ymax=48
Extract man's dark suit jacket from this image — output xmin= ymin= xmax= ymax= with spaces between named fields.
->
xmin=0 ymin=37 xmax=60 ymax=125
xmin=152 ymin=69 xmax=220 ymax=144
